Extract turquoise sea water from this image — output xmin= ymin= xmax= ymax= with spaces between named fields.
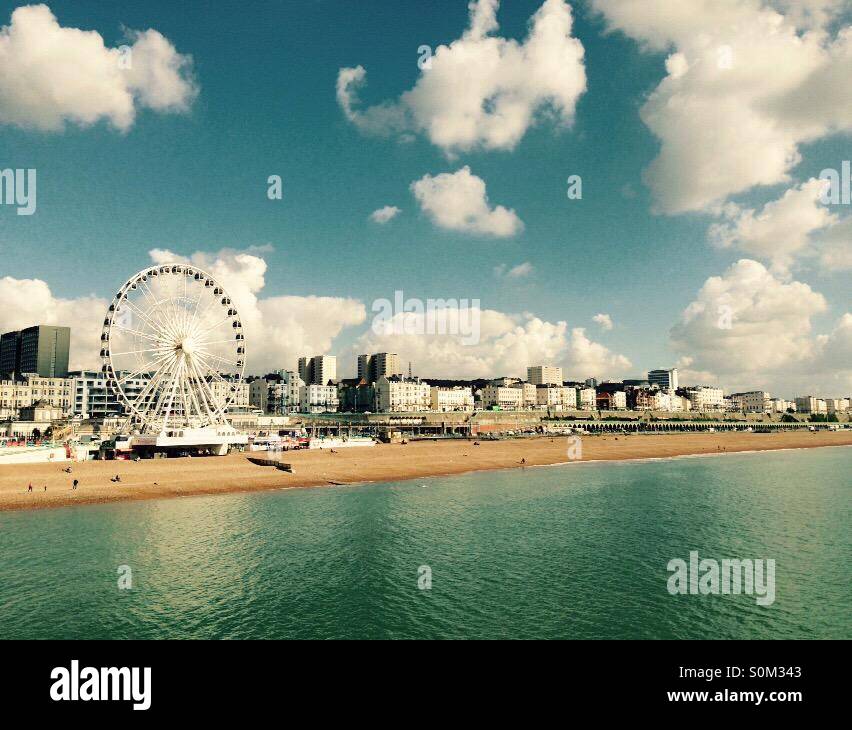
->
xmin=0 ymin=447 xmax=849 ymax=639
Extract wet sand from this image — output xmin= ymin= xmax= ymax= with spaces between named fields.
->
xmin=0 ymin=431 xmax=849 ymax=512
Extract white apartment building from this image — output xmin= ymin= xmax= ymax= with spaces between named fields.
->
xmin=647 ymin=368 xmax=679 ymax=391
xmin=270 ymin=370 xmax=304 ymax=414
xmin=536 ymin=385 xmax=578 ymax=411
xmin=609 ymin=390 xmax=627 ymax=410
xmin=521 ymin=382 xmax=537 ymax=409
xmin=826 ymin=398 xmax=850 ymax=414
xmin=686 ymin=386 xmax=725 ymax=411
xmin=577 ymin=387 xmax=596 ymax=410
xmin=71 ymin=370 xmax=150 ymax=419
xmin=358 ymin=352 xmax=402 ymax=383
xmin=209 ymin=379 xmax=250 ymax=411
xmin=527 ymin=365 xmax=563 ymax=386
xmin=794 ymin=396 xmax=823 ymax=414
xmin=770 ymin=398 xmax=794 ymax=413
xmin=663 ymin=393 xmax=691 ymax=412
xmin=481 ymin=384 xmax=523 ymax=410
xmin=376 ymin=376 xmax=430 ymax=412
xmin=249 ymin=378 xmax=270 ymax=412
xmin=430 ymin=386 xmax=474 ymax=412
xmin=0 ymin=376 xmax=73 ymax=420
xmin=299 ymin=383 xmax=339 ymax=413
xmin=730 ymin=391 xmax=772 ymax=413
xmin=298 ymin=355 xmax=337 ymax=386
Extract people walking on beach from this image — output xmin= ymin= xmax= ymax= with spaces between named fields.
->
xmin=72 ymin=479 xmax=78 ymax=490
xmin=520 ymin=458 xmax=526 ymax=465
xmin=44 ymin=485 xmax=47 ymax=492
xmin=27 ymin=483 xmax=32 ymax=492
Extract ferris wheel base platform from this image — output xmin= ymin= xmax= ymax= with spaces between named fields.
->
xmin=116 ymin=427 xmax=249 ymax=457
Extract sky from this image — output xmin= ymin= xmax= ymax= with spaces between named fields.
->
xmin=0 ymin=0 xmax=849 ymax=397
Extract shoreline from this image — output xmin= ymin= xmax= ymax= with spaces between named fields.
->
xmin=0 ymin=431 xmax=850 ymax=514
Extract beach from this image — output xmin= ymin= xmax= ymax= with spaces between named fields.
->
xmin=1 ymin=430 xmax=849 ymax=513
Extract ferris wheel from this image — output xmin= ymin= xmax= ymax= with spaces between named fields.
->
xmin=100 ymin=263 xmax=246 ymax=433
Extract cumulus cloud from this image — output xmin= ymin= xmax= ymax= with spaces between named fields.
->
xmin=670 ymin=258 xmax=850 ymax=394
xmin=591 ymin=0 xmax=852 ymax=214
xmin=369 ymin=205 xmax=401 ymax=224
xmin=411 ymin=166 xmax=523 ymax=237
xmin=337 ymin=0 xmax=586 ymax=153
xmin=593 ymin=313 xmax=613 ymax=330
xmin=494 ymin=262 xmax=534 ymax=279
xmin=0 ymin=276 xmax=107 ymax=371
xmin=354 ymin=305 xmax=631 ymax=380
xmin=814 ymin=217 xmax=852 ymax=271
xmin=0 ymin=4 xmax=197 ymax=132
xmin=148 ymin=249 xmax=367 ymax=373
xmin=708 ymin=178 xmax=838 ymax=274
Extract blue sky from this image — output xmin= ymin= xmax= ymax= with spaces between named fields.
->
xmin=0 ymin=1 xmax=849 ymax=394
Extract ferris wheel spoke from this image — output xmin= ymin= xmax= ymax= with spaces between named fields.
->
xmin=195 ymin=338 xmax=241 ymax=348
xmin=109 ymin=346 xmax=168 ymax=358
xmin=111 ymin=323 xmax=166 ymax=345
xmin=115 ymin=351 xmax=174 ymax=386
xmin=122 ymin=357 xmax=173 ymax=421
xmin=196 ymin=315 xmax=237 ymax=339
xmin=119 ymin=298 xmax=172 ymax=340
xmin=196 ymin=352 xmax=240 ymax=371
xmin=150 ymin=363 xmax=180 ymax=429
xmin=188 ymin=357 xmax=222 ymax=417
xmin=188 ymin=357 xmax=219 ymax=421
xmin=192 ymin=352 xmax=234 ymax=383
xmin=184 ymin=365 xmax=208 ymax=424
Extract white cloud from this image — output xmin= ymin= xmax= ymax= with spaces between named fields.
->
xmin=337 ymin=0 xmax=586 ymax=153
xmin=411 ymin=166 xmax=523 ymax=237
xmin=0 ymin=4 xmax=196 ymax=132
xmin=0 ymin=276 xmax=107 ymax=371
xmin=593 ymin=313 xmax=613 ymax=330
xmin=708 ymin=178 xmax=837 ymax=274
xmin=369 ymin=205 xmax=401 ymax=224
xmin=494 ymin=262 xmax=534 ymax=279
xmin=670 ymin=258 xmax=851 ymax=394
xmin=591 ymin=0 xmax=852 ymax=214
xmin=354 ymin=307 xmax=631 ymax=380
xmin=148 ymin=249 xmax=367 ymax=373
xmin=814 ymin=216 xmax=852 ymax=271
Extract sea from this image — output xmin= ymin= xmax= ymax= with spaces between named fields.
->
xmin=0 ymin=447 xmax=849 ymax=639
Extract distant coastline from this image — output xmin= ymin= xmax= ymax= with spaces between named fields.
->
xmin=1 ymin=431 xmax=850 ymax=514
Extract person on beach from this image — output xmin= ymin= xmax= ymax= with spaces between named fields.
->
xmin=72 ymin=479 xmax=78 ymax=490
xmin=27 ymin=483 xmax=32 ymax=492
xmin=520 ymin=458 xmax=526 ymax=465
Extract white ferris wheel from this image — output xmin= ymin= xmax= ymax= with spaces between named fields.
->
xmin=101 ymin=263 xmax=246 ymax=434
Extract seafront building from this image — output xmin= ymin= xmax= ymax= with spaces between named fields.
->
xmin=647 ymin=368 xmax=679 ymax=391
xmin=430 ymin=386 xmax=474 ymax=412
xmin=376 ymin=375 xmax=430 ymax=412
xmin=685 ymin=386 xmax=725 ymax=412
xmin=299 ymin=383 xmax=339 ymax=413
xmin=357 ymin=353 xmax=403 ymax=383
xmin=481 ymin=383 xmax=523 ymax=410
xmin=527 ymin=365 xmax=563 ymax=386
xmin=0 ymin=325 xmax=71 ymax=378
xmin=298 ymin=355 xmax=337 ymax=386
xmin=730 ymin=391 xmax=772 ymax=413
xmin=0 ymin=375 xmax=73 ymax=420
xmin=71 ymin=370 xmax=149 ymax=419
